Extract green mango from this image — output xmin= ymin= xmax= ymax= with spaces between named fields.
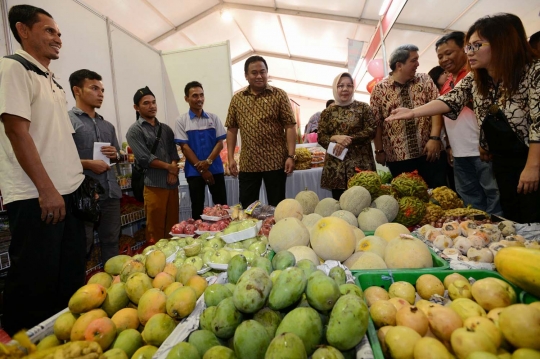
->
xmin=233 ymin=267 xmax=272 ymax=314
xmin=131 ymin=345 xmax=158 ymax=359
xmin=339 ymin=284 xmax=363 ymax=298
xmin=104 ymin=255 xmax=132 ymax=275
xmin=252 ymin=307 xmax=282 ymax=339
xmin=200 ymin=306 xmax=217 ymax=331
xmin=233 ymin=320 xmax=271 ymax=359
xmin=326 ymin=294 xmax=369 ymax=351
xmin=202 ymin=345 xmax=237 ymax=358
xmin=328 ymin=267 xmax=346 ymax=286
xmin=268 ymin=267 xmax=307 ymax=311
xmin=265 ymin=333 xmax=307 ymax=359
xmin=188 ymin=330 xmax=221 ymax=358
xmin=101 ymin=282 xmax=130 ymax=317
xmin=275 ymin=307 xmax=323 ymax=356
xmin=224 ymin=283 xmax=236 ymax=293
xmin=165 ymin=342 xmax=200 ymax=359
xmin=241 ymin=237 xmax=258 ymax=249
xmin=88 ymin=272 xmax=113 ymax=289
xmin=227 ymin=255 xmax=248 ymax=284
xmin=141 ymin=313 xmax=176 ymax=347
xmin=204 ymin=284 xmax=233 ymax=307
xmin=36 ymin=335 xmax=61 ymax=351
xmin=103 ymin=348 xmax=128 ymax=359
xmin=306 ymin=273 xmax=341 ymax=312
xmin=251 ymin=257 xmax=272 ymax=275
xmin=271 ymin=250 xmax=296 ymax=270
xmin=296 ymin=259 xmax=318 ymax=278
xmin=112 ymin=328 xmax=143 ymax=358
xmin=211 ymin=297 xmax=243 ymax=339
xmin=269 ymin=270 xmax=282 ymax=285
xmin=312 ymin=345 xmax=345 ymax=359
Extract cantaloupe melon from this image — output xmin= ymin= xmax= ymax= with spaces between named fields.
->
xmin=374 ymin=223 xmax=411 ymax=242
xmin=302 ymin=213 xmax=323 ymax=230
xmin=314 ymin=198 xmax=341 ymax=217
xmin=310 ymin=217 xmax=355 ymax=262
xmin=339 ymin=186 xmax=371 ymax=216
xmin=371 ymin=195 xmax=399 ymax=222
xmin=274 ymin=199 xmax=304 ymax=222
xmin=384 ymin=235 xmax=433 ymax=269
xmin=356 ymin=236 xmax=387 ymax=258
xmin=343 ymin=252 xmax=387 ymax=270
xmin=286 ymin=246 xmax=319 ymax=265
xmin=357 ymin=208 xmax=388 ymax=232
xmin=269 ymin=217 xmax=310 ymax=252
xmin=295 ymin=189 xmax=319 ymax=215
xmin=352 ymin=227 xmax=365 ymax=248
xmin=331 ymin=210 xmax=358 ymax=227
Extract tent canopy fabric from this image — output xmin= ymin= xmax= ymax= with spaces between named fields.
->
xmin=84 ymin=0 xmax=540 ymax=103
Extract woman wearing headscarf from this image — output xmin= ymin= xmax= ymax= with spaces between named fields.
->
xmin=318 ymin=72 xmax=377 ymax=200
xmin=387 ymin=13 xmax=540 ymax=223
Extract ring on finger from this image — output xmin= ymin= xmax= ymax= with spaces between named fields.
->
xmin=47 ymin=213 xmax=53 ymax=218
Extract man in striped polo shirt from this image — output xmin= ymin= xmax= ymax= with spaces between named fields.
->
xmin=175 ymin=81 xmax=227 ymax=219
xmin=126 ymin=87 xmax=179 ymax=241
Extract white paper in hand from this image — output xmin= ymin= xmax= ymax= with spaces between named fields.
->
xmin=93 ymin=142 xmax=111 ymax=165
xmin=327 ymin=142 xmax=348 ymax=160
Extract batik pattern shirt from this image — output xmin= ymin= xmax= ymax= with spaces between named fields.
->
xmin=370 ymin=74 xmax=439 ymax=162
xmin=438 ymin=59 xmax=540 ymax=150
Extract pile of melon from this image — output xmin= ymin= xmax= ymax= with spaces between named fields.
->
xmin=267 ymin=187 xmax=435 ymax=271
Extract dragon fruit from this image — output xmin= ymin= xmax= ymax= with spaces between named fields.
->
xmin=391 ymin=170 xmax=429 ymax=201
xmin=395 ymin=196 xmax=427 ymax=227
xmin=348 ymin=170 xmax=381 ymax=199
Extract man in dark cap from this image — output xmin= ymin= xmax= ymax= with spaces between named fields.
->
xmin=126 ymin=87 xmax=179 ymax=240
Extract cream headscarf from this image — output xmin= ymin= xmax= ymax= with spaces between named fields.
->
xmin=332 ymin=72 xmax=355 ymax=106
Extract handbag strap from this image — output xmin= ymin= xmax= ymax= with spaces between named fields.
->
xmin=149 ymin=124 xmax=162 ymax=155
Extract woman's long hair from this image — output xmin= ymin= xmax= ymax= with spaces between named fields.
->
xmin=465 ymin=13 xmax=536 ymax=99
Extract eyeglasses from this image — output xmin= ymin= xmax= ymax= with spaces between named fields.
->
xmin=464 ymin=42 xmax=490 ymax=54
xmin=337 ymin=84 xmax=354 ymax=90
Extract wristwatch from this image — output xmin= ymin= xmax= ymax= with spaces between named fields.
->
xmin=206 ymin=158 xmax=213 ymax=165
xmin=116 ymin=152 xmax=121 ymax=161
xmin=287 ymin=154 xmax=297 ymax=160
xmin=374 ymin=149 xmax=385 ymax=154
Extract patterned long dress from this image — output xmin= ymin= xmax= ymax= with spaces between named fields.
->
xmin=318 ymin=100 xmax=377 ymax=190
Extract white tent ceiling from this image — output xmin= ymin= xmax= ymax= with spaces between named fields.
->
xmin=82 ymin=0 xmax=540 ymax=104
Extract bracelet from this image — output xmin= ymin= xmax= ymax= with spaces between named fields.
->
xmin=429 ymin=136 xmax=441 ymax=141
xmin=374 ymin=149 xmax=385 ymax=154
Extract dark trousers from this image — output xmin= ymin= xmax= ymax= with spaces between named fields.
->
xmin=386 ymin=153 xmax=448 ymax=189
xmin=492 ymin=154 xmax=540 ymax=223
xmin=331 ymin=189 xmax=345 ymax=201
xmin=239 ymin=169 xmax=287 ymax=208
xmin=186 ymin=173 xmax=227 ymax=220
xmin=3 ymin=194 xmax=86 ymax=335
xmin=85 ymin=198 xmax=121 ymax=264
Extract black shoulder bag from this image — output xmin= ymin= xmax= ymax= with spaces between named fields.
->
xmin=132 ymin=124 xmax=162 ymax=202
xmin=72 ymin=176 xmax=105 ymax=223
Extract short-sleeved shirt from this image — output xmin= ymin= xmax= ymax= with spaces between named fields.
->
xmin=126 ymin=117 xmax=180 ymax=189
xmin=370 ymin=73 xmax=440 ymax=162
xmin=175 ymin=109 xmax=226 ymax=177
xmin=225 ymin=85 xmax=296 ymax=172
xmin=438 ymin=59 xmax=540 ymax=150
xmin=0 ymin=50 xmax=84 ymax=204
xmin=439 ymin=67 xmax=480 ymax=157
xmin=69 ymin=107 xmax=122 ymax=201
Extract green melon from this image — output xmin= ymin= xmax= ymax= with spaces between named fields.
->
xmin=339 ymin=186 xmax=371 ymax=216
xmin=357 ymin=208 xmax=388 ymax=232
xmin=371 ymin=195 xmax=399 ymax=222
xmin=314 ymin=198 xmax=341 ymax=217
xmin=331 ymin=210 xmax=358 ymax=227
xmin=295 ymin=189 xmax=320 ymax=215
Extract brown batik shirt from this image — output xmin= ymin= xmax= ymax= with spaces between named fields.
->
xmin=370 ymin=73 xmax=439 ymax=162
xmin=225 ymin=85 xmax=296 ymax=172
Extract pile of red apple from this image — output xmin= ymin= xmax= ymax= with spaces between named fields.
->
xmin=171 ymin=217 xmax=231 ymax=235
xmin=258 ymin=216 xmax=275 ymax=236
xmin=202 ymin=204 xmax=230 ymax=218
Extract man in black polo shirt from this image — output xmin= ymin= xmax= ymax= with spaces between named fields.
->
xmin=126 ymin=87 xmax=179 ymax=241
xmin=68 ymin=69 xmax=122 ymax=263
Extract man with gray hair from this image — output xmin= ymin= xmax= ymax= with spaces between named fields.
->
xmin=370 ymin=44 xmax=447 ymax=188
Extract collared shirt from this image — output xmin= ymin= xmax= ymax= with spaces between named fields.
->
xmin=225 ymin=84 xmax=296 ymax=172
xmin=440 ymin=67 xmax=480 ymax=157
xmin=126 ymin=117 xmax=179 ymax=189
xmin=370 ymin=73 xmax=439 ymax=162
xmin=438 ymin=59 xmax=540 ymax=150
xmin=0 ymin=50 xmax=84 ymax=204
xmin=68 ymin=107 xmax=122 ymax=200
xmin=175 ymin=109 xmax=226 ymax=178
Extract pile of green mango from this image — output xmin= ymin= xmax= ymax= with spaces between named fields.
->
xmin=166 ymin=250 xmax=370 ymax=359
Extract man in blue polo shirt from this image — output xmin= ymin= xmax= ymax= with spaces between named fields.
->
xmin=175 ymin=81 xmax=227 ymax=219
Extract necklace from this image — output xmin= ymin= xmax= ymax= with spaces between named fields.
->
xmin=489 ymin=80 xmax=501 ymax=115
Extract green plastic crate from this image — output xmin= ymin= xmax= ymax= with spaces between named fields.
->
xmin=350 ymin=247 xmax=449 ymax=277
xmin=354 ymin=269 xmax=538 ymax=359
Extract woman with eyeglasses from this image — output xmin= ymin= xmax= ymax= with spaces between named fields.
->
xmin=386 ymin=13 xmax=540 ymax=223
xmin=318 ymin=72 xmax=377 ymax=200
